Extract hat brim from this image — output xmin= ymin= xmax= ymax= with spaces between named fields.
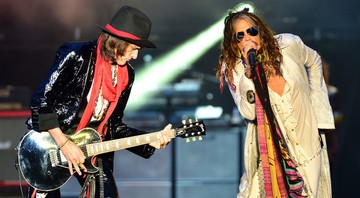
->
xmin=98 ymin=25 xmax=156 ymax=48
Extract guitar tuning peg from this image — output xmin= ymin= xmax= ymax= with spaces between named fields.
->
xmin=192 ymin=137 xmax=196 ymax=142
xmin=199 ymin=136 xmax=203 ymax=141
xmin=188 ymin=118 xmax=193 ymax=124
xmin=186 ymin=138 xmax=190 ymax=143
xmin=195 ymin=117 xmax=198 ymax=122
xmin=182 ymin=120 xmax=186 ymax=125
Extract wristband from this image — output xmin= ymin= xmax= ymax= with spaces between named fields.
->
xmin=58 ymin=138 xmax=69 ymax=149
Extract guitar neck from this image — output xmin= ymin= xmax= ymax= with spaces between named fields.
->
xmin=85 ymin=131 xmax=175 ymax=157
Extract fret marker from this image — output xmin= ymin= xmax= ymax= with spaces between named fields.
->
xmin=100 ymin=144 xmax=104 ymax=152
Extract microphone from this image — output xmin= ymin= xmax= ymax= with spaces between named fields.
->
xmin=247 ymin=48 xmax=256 ymax=67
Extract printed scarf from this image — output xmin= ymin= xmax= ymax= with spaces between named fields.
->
xmin=251 ymin=62 xmax=306 ymax=197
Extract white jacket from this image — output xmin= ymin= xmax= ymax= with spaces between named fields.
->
xmin=227 ymin=33 xmax=335 ymax=197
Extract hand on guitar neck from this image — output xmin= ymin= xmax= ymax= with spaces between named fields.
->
xmin=148 ymin=123 xmax=173 ymax=149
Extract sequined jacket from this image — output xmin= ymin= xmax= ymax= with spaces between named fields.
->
xmin=26 ymin=40 xmax=155 ymax=158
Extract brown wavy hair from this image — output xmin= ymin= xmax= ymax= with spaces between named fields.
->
xmin=216 ymin=7 xmax=282 ymax=92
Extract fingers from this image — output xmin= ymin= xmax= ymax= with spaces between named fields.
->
xmin=79 ymin=163 xmax=87 ymax=172
xmin=160 ymin=124 xmax=172 ymax=148
xmin=161 ymin=133 xmax=171 ymax=148
xmin=149 ymin=124 xmax=173 ymax=149
xmin=158 ymin=125 xmax=172 ymax=149
xmin=72 ymin=162 xmax=82 ymax=175
xmin=68 ymin=160 xmax=87 ymax=175
xmin=62 ymin=141 xmax=87 ymax=175
xmin=164 ymin=123 xmax=172 ymax=130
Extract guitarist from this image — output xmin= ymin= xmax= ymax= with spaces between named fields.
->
xmin=24 ymin=6 xmax=172 ymax=198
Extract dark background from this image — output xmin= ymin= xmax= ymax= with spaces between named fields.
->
xmin=0 ymin=0 xmax=359 ymax=197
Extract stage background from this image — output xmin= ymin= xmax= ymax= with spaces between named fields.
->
xmin=1 ymin=0 xmax=359 ymax=197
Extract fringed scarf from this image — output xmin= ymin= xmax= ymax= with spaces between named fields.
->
xmin=76 ymin=35 xmax=129 ymax=137
xmin=251 ymin=62 xmax=306 ymax=198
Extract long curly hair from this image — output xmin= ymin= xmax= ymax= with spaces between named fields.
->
xmin=216 ymin=7 xmax=282 ymax=92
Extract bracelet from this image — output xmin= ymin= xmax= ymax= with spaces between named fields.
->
xmin=58 ymin=138 xmax=69 ymax=149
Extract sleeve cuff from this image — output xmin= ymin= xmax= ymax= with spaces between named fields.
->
xmin=39 ymin=113 xmax=60 ymax=131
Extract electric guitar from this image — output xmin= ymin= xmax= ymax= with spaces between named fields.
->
xmin=16 ymin=120 xmax=206 ymax=191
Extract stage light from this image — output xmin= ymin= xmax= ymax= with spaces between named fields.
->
xmin=233 ymin=2 xmax=255 ymax=13
xmin=195 ymin=105 xmax=223 ymax=119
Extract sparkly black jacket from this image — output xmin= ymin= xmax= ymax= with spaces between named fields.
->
xmin=26 ymin=40 xmax=155 ymax=158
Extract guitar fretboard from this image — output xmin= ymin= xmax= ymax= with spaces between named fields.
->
xmin=85 ymin=132 xmax=165 ymax=156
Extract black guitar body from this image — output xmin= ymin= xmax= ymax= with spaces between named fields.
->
xmin=17 ymin=128 xmax=101 ymax=191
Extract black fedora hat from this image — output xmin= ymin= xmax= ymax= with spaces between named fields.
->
xmin=98 ymin=6 xmax=156 ymax=48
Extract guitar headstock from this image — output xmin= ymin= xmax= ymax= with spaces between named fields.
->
xmin=175 ymin=118 xmax=206 ymax=142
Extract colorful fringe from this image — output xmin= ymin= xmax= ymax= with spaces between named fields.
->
xmin=256 ymin=97 xmax=288 ymax=197
xmin=253 ymin=63 xmax=307 ymax=197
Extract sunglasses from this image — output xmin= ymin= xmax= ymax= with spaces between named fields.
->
xmin=234 ymin=26 xmax=259 ymax=43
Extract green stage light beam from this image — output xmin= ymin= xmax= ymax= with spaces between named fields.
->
xmin=127 ymin=19 xmax=224 ymax=111
xmin=127 ymin=2 xmax=255 ymax=111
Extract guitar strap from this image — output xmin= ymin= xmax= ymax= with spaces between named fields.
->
xmin=79 ymin=174 xmax=95 ymax=198
xmin=79 ymin=159 xmax=105 ymax=198
xmin=98 ymin=158 xmax=105 ymax=198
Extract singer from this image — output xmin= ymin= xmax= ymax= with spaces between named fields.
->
xmin=216 ymin=4 xmax=335 ymax=198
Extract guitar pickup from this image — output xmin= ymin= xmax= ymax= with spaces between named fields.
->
xmin=49 ymin=149 xmax=59 ymax=167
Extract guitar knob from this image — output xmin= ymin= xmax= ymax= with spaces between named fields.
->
xmin=186 ymin=138 xmax=190 ymax=143
xmin=199 ymin=136 xmax=203 ymax=141
xmin=192 ymin=137 xmax=196 ymax=142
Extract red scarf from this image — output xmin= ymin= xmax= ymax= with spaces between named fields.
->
xmin=76 ymin=35 xmax=129 ymax=137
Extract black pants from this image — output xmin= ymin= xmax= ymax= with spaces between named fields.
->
xmin=27 ymin=152 xmax=118 ymax=198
